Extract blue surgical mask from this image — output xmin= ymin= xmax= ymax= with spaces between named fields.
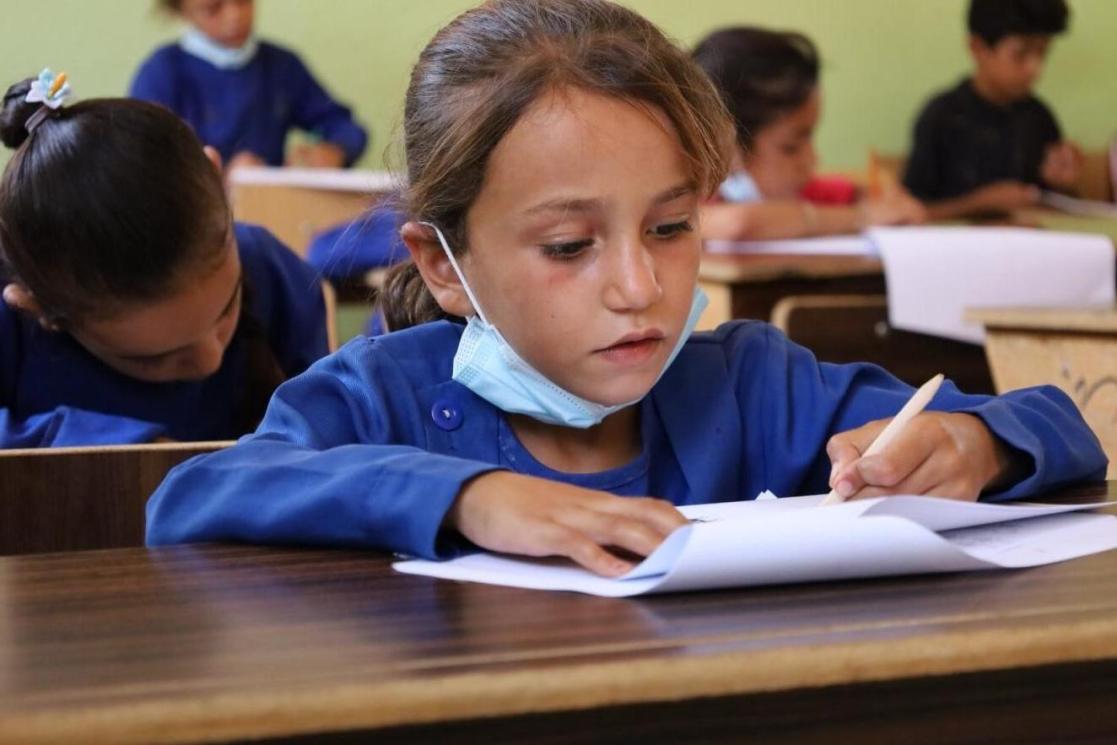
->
xmin=180 ymin=27 xmax=259 ymax=70
xmin=719 ymin=170 xmax=762 ymax=203
xmin=423 ymin=222 xmax=708 ymax=429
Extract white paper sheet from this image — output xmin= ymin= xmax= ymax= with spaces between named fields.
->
xmin=870 ymin=226 xmax=1115 ymax=344
xmin=704 ymin=236 xmax=874 ymax=256
xmin=393 ymin=495 xmax=1117 ymax=597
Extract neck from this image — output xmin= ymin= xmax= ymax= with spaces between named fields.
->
xmin=509 ymin=406 xmax=641 ymax=474
xmin=970 ymin=73 xmax=1012 ymax=107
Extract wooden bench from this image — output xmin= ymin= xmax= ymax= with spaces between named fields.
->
xmin=0 ymin=441 xmax=231 ymax=555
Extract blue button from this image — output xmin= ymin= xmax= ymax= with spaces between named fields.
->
xmin=431 ymin=400 xmax=463 ymax=431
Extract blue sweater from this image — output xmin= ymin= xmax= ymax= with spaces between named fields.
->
xmin=130 ymin=40 xmax=368 ymax=166
xmin=0 ymin=223 xmax=329 ymax=447
xmin=146 ymin=320 xmax=1107 ymax=557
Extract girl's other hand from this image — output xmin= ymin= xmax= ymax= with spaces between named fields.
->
xmin=227 ymin=150 xmax=267 ymax=172
xmin=825 ymin=412 xmax=1020 ymax=502
xmin=287 ymin=142 xmax=346 ymax=169
xmin=446 ymin=471 xmax=688 ymax=577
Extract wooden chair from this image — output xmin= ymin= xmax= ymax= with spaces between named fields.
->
xmin=771 ymin=294 xmax=995 ymax=394
xmin=0 ymin=441 xmax=231 ymax=555
xmin=321 ymin=280 xmax=339 ymax=352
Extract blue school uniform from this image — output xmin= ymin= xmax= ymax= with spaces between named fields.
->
xmin=130 ymin=41 xmax=368 ymax=167
xmin=0 ymin=223 xmax=329 ymax=448
xmin=146 ymin=320 xmax=1106 ymax=556
xmin=305 ymin=208 xmax=407 ymax=282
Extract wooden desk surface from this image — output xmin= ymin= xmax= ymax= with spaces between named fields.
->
xmin=3 ymin=481 xmax=1116 ymax=744
xmin=698 ymin=251 xmax=883 ymax=284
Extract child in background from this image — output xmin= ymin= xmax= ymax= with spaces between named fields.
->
xmin=0 ymin=71 xmax=330 ymax=447
xmin=147 ymin=0 xmax=1104 ymax=577
xmin=694 ymin=27 xmax=926 ymax=241
xmin=131 ymin=0 xmax=368 ymax=170
xmin=903 ymin=0 xmax=1079 ymax=218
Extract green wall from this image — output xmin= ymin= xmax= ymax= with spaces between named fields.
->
xmin=3 ymin=0 xmax=1115 ymax=171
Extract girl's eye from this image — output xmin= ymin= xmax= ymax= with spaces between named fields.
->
xmin=541 ymin=239 xmax=593 ymax=260
xmin=649 ymin=220 xmax=693 ymax=239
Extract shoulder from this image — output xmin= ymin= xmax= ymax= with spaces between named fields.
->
xmin=139 ymin=42 xmax=184 ymax=68
xmin=315 ymin=321 xmax=462 ymax=391
xmin=132 ymin=43 xmax=184 ymax=87
xmin=255 ymin=40 xmax=309 ymax=70
xmin=677 ymin=319 xmax=790 ymax=373
xmin=233 ymin=222 xmax=320 ymax=306
xmin=916 ymin=81 xmax=967 ymax=124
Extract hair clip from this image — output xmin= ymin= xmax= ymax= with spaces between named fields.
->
xmin=24 ymin=68 xmax=73 ymax=134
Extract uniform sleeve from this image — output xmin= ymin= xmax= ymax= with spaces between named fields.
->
xmin=285 ymin=54 xmax=368 ymax=165
xmin=0 ymin=407 xmax=165 ymax=448
xmin=902 ymin=100 xmax=944 ymax=200
xmin=731 ymin=324 xmax=1107 ymax=500
xmin=145 ymin=345 xmax=501 ymax=558
xmin=129 ymin=50 xmax=178 ymax=111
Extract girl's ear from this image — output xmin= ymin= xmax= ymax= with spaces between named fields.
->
xmin=203 ymin=145 xmax=224 ymax=175
xmin=399 ymin=222 xmax=476 ymax=318
xmin=2 ymin=283 xmax=59 ymax=331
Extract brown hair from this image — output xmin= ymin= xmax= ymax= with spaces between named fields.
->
xmin=380 ymin=0 xmax=734 ymax=331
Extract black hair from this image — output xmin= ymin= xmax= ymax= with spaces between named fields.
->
xmin=968 ymin=0 xmax=1070 ymax=46
xmin=1 ymin=77 xmax=287 ymax=431
xmin=692 ymin=27 xmax=819 ymax=151
xmin=0 ymin=79 xmax=229 ymax=321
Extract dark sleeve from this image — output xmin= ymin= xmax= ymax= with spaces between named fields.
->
xmin=146 ymin=343 xmax=500 ymax=557
xmin=284 ymin=53 xmax=369 ymax=165
xmin=1036 ymin=98 xmax=1062 ymax=144
xmin=731 ymin=324 xmax=1107 ymax=499
xmin=902 ymin=99 xmax=945 ymax=200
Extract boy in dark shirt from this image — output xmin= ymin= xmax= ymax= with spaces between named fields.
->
xmin=903 ymin=0 xmax=1081 ymax=218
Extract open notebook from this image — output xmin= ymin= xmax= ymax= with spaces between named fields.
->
xmin=393 ymin=494 xmax=1117 ymax=597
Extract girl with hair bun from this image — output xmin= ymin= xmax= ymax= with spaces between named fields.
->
xmin=0 ymin=70 xmax=330 ymax=447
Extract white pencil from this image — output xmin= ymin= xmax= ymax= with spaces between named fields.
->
xmin=819 ymin=373 xmax=945 ymax=506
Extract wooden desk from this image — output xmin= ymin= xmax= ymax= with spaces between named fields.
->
xmin=0 ymin=442 xmax=230 ymax=556
xmin=229 ymin=167 xmax=395 ymax=257
xmin=698 ymin=252 xmax=993 ymax=392
xmin=697 ymin=252 xmax=885 ymax=329
xmin=968 ymin=306 xmax=1117 ymax=478
xmin=3 ymin=482 xmax=1116 ymax=744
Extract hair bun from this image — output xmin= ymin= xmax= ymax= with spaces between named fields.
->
xmin=1 ymin=79 xmax=38 ymax=150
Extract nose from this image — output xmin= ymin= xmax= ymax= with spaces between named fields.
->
xmin=802 ymin=142 xmax=818 ymax=177
xmin=183 ymin=335 xmax=226 ymax=380
xmin=601 ymin=234 xmax=662 ymax=313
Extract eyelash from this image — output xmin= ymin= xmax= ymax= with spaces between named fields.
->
xmin=540 ymin=220 xmax=693 ymax=260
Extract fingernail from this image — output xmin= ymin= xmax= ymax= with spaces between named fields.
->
xmin=837 ymin=480 xmax=854 ymax=498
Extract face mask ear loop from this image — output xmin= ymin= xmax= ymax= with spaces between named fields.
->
xmin=419 ymin=221 xmax=491 ymax=326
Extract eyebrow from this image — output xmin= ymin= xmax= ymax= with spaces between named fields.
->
xmin=524 ymin=182 xmax=697 ymax=216
xmin=120 ymin=275 xmax=243 ymax=362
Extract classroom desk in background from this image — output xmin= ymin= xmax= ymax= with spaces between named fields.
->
xmin=2 ymin=481 xmax=1116 ymax=744
xmin=968 ymin=305 xmax=1117 ymax=479
xmin=228 ymin=167 xmax=395 ymax=257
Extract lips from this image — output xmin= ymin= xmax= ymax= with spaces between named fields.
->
xmin=594 ymin=329 xmax=666 ymax=365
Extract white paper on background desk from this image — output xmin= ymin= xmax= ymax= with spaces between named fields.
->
xmin=393 ymin=495 xmax=1117 ymax=597
xmin=870 ymin=226 xmax=1115 ymax=344
xmin=704 ymin=236 xmax=874 ymax=256
xmin=228 ymin=166 xmax=396 ymax=193
xmin=1040 ymin=190 xmax=1117 ymax=219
